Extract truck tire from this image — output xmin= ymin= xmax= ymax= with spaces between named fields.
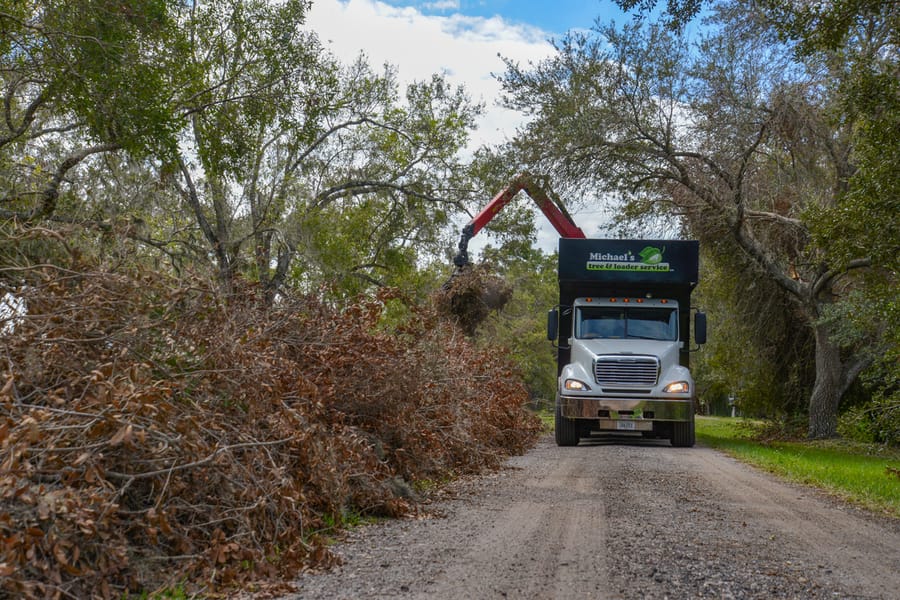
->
xmin=670 ymin=418 xmax=695 ymax=448
xmin=555 ymin=401 xmax=580 ymax=447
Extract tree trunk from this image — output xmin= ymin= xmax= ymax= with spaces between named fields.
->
xmin=807 ymin=321 xmax=843 ymax=438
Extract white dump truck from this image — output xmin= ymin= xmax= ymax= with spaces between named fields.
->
xmin=451 ymin=175 xmax=706 ymax=448
xmin=548 ymin=239 xmax=707 ymax=447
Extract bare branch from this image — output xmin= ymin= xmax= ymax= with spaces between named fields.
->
xmin=176 ymin=155 xmax=222 ymax=263
xmin=313 ymin=180 xmax=445 ymax=208
xmin=104 ymin=437 xmax=294 ymax=481
xmin=743 ymin=208 xmax=806 ymax=229
xmin=840 ymin=354 xmax=873 ymax=399
xmin=732 ymin=212 xmax=807 ymax=300
xmin=811 ymin=258 xmax=872 ymax=299
xmin=1 ymin=86 xmax=49 ymax=148
xmin=287 ymin=117 xmax=415 ymax=175
xmin=1 ymin=143 xmax=120 ymax=221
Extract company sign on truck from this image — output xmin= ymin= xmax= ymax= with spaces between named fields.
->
xmin=559 ymin=239 xmax=699 ymax=284
xmin=550 ymin=239 xmax=706 ymax=447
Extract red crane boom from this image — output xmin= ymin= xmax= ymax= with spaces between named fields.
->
xmin=453 ymin=173 xmax=585 ymax=267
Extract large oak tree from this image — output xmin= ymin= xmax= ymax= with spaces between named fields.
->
xmin=1 ymin=1 xmax=484 ymax=298
xmin=497 ymin=2 xmax=891 ymax=437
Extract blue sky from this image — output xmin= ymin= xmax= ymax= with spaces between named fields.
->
xmin=306 ymin=0 xmax=633 ymax=147
xmin=306 ymin=0 xmax=628 ymax=246
xmin=375 ymin=0 xmax=629 ymax=36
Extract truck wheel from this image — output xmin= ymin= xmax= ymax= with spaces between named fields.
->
xmin=670 ymin=418 xmax=695 ymax=448
xmin=555 ymin=402 xmax=580 ymax=447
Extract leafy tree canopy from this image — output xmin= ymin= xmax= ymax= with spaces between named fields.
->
xmin=498 ymin=0 xmax=894 ymax=437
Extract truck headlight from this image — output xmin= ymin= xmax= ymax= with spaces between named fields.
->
xmin=663 ymin=381 xmax=690 ymax=394
xmin=564 ymin=379 xmax=591 ymax=391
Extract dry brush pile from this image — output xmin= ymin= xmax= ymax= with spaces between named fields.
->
xmin=0 ymin=243 xmax=540 ymax=597
xmin=434 ymin=264 xmax=513 ymax=336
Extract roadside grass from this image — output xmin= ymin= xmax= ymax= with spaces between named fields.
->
xmin=696 ymin=416 xmax=900 ymax=517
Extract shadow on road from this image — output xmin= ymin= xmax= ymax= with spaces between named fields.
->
xmin=576 ymin=433 xmax=673 ymax=447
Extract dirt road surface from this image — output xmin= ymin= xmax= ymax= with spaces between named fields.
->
xmin=289 ymin=435 xmax=900 ymax=599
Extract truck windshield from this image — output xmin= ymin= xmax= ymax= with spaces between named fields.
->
xmin=576 ymin=306 xmax=678 ymax=341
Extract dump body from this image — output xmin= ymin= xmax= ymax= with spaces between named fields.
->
xmin=550 ymin=239 xmax=703 ymax=447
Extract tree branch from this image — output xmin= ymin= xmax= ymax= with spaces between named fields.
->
xmin=1 ymin=86 xmax=49 ymax=148
xmin=743 ymin=208 xmax=806 ymax=229
xmin=811 ymin=258 xmax=872 ymax=299
xmin=104 ymin=437 xmax=294 ymax=481
xmin=0 ymin=143 xmax=120 ymax=221
xmin=313 ymin=180 xmax=444 ymax=209
xmin=287 ymin=117 xmax=415 ymax=175
xmin=176 ymin=155 xmax=222 ymax=263
xmin=732 ymin=208 xmax=807 ymax=299
xmin=839 ymin=354 xmax=873 ymax=399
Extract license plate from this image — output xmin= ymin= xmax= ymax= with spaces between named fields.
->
xmin=616 ymin=420 xmax=636 ymax=431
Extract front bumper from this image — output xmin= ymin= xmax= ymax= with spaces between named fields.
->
xmin=559 ymin=395 xmax=693 ymax=422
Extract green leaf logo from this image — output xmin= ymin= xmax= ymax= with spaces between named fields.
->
xmin=639 ymin=246 xmax=664 ymax=265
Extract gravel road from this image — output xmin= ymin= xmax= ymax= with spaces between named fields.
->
xmin=287 ymin=435 xmax=900 ymax=599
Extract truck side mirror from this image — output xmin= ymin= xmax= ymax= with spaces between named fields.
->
xmin=694 ymin=311 xmax=708 ymax=345
xmin=547 ymin=308 xmax=559 ymax=341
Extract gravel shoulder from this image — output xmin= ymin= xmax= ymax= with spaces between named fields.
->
xmin=286 ymin=435 xmax=900 ymax=599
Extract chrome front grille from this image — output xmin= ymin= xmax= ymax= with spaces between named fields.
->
xmin=594 ymin=356 xmax=659 ymax=387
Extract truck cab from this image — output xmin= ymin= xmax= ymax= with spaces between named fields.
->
xmin=548 ymin=239 xmax=706 ymax=447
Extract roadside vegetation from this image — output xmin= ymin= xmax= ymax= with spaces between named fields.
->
xmin=696 ymin=417 xmax=900 ymax=517
xmin=0 ymin=232 xmax=540 ymax=597
xmin=500 ymin=0 xmax=899 ymax=440
xmin=1 ymin=0 xmax=898 ymax=597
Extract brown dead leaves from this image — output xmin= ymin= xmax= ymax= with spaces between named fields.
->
xmin=434 ymin=264 xmax=513 ymax=336
xmin=0 ymin=254 xmax=539 ymax=597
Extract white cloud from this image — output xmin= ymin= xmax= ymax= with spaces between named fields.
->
xmin=423 ymin=0 xmax=459 ymax=11
xmin=305 ymin=0 xmax=611 ymax=253
xmin=305 ymin=0 xmax=553 ymax=148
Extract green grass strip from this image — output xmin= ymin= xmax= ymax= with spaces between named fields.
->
xmin=696 ymin=416 xmax=900 ymax=517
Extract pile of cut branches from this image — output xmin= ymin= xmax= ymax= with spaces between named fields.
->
xmin=0 ymin=239 xmax=539 ymax=597
xmin=434 ymin=264 xmax=513 ymax=336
